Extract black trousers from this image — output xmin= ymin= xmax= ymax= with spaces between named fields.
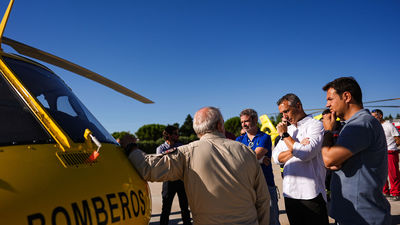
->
xmin=160 ymin=180 xmax=192 ymax=225
xmin=284 ymin=194 xmax=329 ymax=225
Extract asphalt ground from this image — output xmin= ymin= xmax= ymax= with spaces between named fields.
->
xmin=148 ymin=163 xmax=400 ymax=225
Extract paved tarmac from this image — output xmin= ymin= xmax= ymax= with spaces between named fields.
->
xmin=148 ymin=163 xmax=400 ymax=225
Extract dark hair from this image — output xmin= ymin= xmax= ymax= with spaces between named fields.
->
xmin=163 ymin=125 xmax=178 ymax=140
xmin=371 ymin=109 xmax=383 ymax=116
xmin=322 ymin=77 xmax=363 ymax=106
xmin=277 ymin=93 xmax=302 ymax=107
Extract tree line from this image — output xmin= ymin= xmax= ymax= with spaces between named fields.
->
xmin=112 ymin=114 xmax=197 ymax=153
xmin=112 ymin=113 xmax=399 ymax=153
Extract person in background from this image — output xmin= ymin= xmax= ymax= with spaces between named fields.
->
xmin=156 ymin=126 xmax=192 ymax=225
xmin=321 ymin=77 xmax=390 ymax=224
xmin=372 ymin=109 xmax=400 ymax=201
xmin=272 ymin=93 xmax=328 ymax=225
xmin=236 ymin=108 xmax=280 ymax=225
xmin=224 ymin=130 xmax=236 ymax=140
xmin=320 ymin=109 xmax=343 ymax=202
xmin=128 ymin=107 xmax=270 ymax=225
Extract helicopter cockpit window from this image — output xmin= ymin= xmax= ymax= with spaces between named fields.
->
xmin=2 ymin=57 xmax=117 ymax=144
xmin=0 ymin=71 xmax=53 ymax=146
xmin=56 ymin=96 xmax=78 ymax=117
xmin=37 ymin=94 xmax=50 ymax=108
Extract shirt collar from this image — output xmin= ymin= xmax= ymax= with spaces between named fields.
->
xmin=200 ymin=131 xmax=225 ymax=140
xmin=163 ymin=142 xmax=171 ymax=149
xmin=295 ymin=115 xmax=312 ymax=127
xmin=345 ymin=109 xmax=368 ymax=124
xmin=249 ymin=129 xmax=263 ymax=137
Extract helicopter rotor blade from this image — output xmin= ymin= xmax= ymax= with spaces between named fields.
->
xmin=364 ymin=105 xmax=400 ymax=108
xmin=266 ymin=98 xmax=400 ymax=117
xmin=304 ymin=108 xmax=326 ymax=112
xmin=2 ymin=37 xmax=154 ymax=104
xmin=266 ymin=108 xmax=327 ymax=117
xmin=364 ymin=98 xmax=400 ymax=104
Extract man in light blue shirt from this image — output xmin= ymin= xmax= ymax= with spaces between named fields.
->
xmin=321 ymin=77 xmax=391 ymax=225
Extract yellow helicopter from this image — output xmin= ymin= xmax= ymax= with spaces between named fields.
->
xmin=0 ymin=0 xmax=153 ymax=224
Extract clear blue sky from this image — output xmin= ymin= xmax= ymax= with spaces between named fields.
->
xmin=2 ymin=0 xmax=399 ymax=134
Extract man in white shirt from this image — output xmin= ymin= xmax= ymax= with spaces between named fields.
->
xmin=272 ymin=93 xmax=328 ymax=225
xmin=372 ymin=109 xmax=400 ymax=201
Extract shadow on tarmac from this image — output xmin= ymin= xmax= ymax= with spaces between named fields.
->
xmin=150 ymin=211 xmax=192 ymax=225
xmin=149 ymin=210 xmax=400 ymax=225
xmin=150 ymin=219 xmax=182 ymax=225
xmin=392 ymin=215 xmax=400 ymax=225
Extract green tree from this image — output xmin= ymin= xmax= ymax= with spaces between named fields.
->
xmin=384 ymin=114 xmax=394 ymax=121
xmin=137 ymin=139 xmax=164 ymax=154
xmin=270 ymin=114 xmax=282 ymax=127
xmin=396 ymin=114 xmax=400 ymax=119
xmin=111 ymin=131 xmax=135 ymax=140
xmin=135 ymin=124 xmax=166 ymax=141
xmin=224 ymin=117 xmax=241 ymax=137
xmin=180 ymin=114 xmax=195 ymax=137
xmin=179 ymin=134 xmax=199 ymax=144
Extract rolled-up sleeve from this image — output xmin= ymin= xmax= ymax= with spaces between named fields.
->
xmin=292 ymin=122 xmax=324 ymax=161
xmin=128 ymin=148 xmax=186 ymax=182
xmin=272 ymin=141 xmax=285 ymax=165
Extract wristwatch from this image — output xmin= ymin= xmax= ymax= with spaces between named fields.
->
xmin=282 ymin=132 xmax=290 ymax=139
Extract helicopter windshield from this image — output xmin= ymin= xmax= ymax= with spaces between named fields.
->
xmin=2 ymin=56 xmax=117 ymax=144
xmin=0 ymin=69 xmax=53 ymax=146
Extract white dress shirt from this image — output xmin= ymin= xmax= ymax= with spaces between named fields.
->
xmin=382 ymin=121 xmax=400 ymax=150
xmin=272 ymin=116 xmax=326 ymax=200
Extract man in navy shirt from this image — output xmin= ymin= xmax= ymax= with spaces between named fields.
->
xmin=321 ymin=77 xmax=391 ymax=225
xmin=236 ymin=108 xmax=280 ymax=225
xmin=156 ymin=126 xmax=192 ymax=225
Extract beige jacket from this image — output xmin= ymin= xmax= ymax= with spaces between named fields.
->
xmin=129 ymin=132 xmax=270 ymax=225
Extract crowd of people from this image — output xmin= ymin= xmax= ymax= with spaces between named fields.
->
xmin=119 ymin=76 xmax=400 ymax=225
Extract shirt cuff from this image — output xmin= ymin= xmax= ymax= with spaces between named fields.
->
xmin=272 ymin=151 xmax=283 ymax=165
xmin=292 ymin=142 xmax=303 ymax=157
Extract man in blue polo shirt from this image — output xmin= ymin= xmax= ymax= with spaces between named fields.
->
xmin=321 ymin=77 xmax=391 ymax=225
xmin=236 ymin=108 xmax=280 ymax=225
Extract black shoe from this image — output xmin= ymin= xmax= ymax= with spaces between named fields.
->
xmin=389 ymin=196 xmax=400 ymax=201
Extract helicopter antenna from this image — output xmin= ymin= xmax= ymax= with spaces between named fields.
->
xmin=0 ymin=0 xmax=14 ymax=49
